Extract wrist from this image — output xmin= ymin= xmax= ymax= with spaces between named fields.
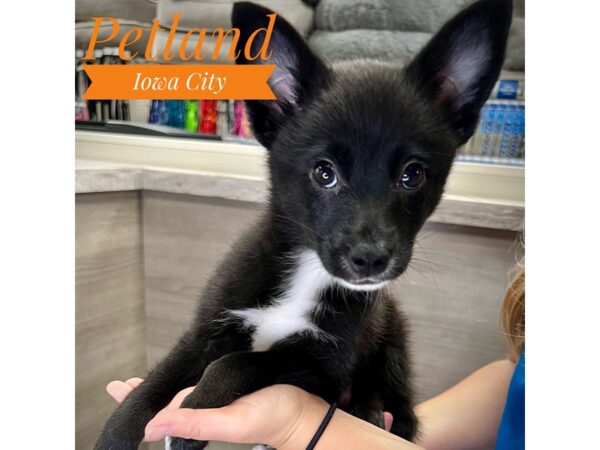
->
xmin=269 ymin=390 xmax=330 ymax=450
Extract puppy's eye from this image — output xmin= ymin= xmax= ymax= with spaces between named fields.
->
xmin=312 ymin=161 xmax=338 ymax=189
xmin=399 ymin=162 xmax=426 ymax=191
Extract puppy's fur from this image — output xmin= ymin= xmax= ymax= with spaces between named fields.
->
xmin=95 ymin=1 xmax=512 ymax=448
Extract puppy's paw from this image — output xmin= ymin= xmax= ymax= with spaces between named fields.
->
xmin=166 ymin=436 xmax=208 ymax=450
xmin=390 ymin=408 xmax=419 ymax=442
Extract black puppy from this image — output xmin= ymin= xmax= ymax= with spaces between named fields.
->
xmin=95 ymin=0 xmax=512 ymax=448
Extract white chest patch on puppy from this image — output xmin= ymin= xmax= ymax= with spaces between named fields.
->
xmin=229 ymin=249 xmax=333 ymax=352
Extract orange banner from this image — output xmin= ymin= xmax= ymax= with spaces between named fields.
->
xmin=83 ymin=64 xmax=276 ymax=100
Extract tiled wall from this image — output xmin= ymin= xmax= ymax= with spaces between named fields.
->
xmin=76 ymin=191 xmax=148 ymax=450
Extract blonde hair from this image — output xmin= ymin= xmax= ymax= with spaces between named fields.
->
xmin=500 ymin=263 xmax=525 ymax=361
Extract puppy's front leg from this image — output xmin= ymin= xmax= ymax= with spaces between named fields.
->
xmin=380 ymin=341 xmax=419 ymax=441
xmin=169 ymin=347 xmax=333 ymax=450
xmin=94 ymin=329 xmax=242 ymax=450
xmin=347 ymin=338 xmax=418 ymax=440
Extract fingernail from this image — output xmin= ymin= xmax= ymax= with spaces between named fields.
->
xmin=145 ymin=424 xmax=172 ymax=441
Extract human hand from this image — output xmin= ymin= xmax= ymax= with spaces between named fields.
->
xmin=106 ymin=378 xmax=394 ymax=447
xmin=106 ymin=378 xmax=327 ymax=447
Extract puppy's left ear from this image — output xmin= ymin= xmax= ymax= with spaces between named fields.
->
xmin=405 ymin=0 xmax=513 ymax=144
xmin=232 ymin=2 xmax=329 ymax=148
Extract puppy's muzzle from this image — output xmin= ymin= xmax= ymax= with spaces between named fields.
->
xmin=346 ymin=244 xmax=391 ymax=278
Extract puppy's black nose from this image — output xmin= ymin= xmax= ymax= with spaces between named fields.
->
xmin=348 ymin=245 xmax=391 ymax=277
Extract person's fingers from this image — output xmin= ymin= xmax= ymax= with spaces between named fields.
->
xmin=145 ymin=404 xmax=250 ymax=443
xmin=383 ymin=412 xmax=394 ymax=432
xmin=106 ymin=381 xmax=134 ymax=404
xmin=124 ymin=377 xmax=144 ymax=389
xmin=106 ymin=378 xmax=144 ymax=404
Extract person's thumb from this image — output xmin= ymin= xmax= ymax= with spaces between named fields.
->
xmin=144 ymin=404 xmax=250 ymax=443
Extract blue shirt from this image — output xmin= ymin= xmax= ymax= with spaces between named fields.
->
xmin=495 ymin=350 xmax=525 ymax=450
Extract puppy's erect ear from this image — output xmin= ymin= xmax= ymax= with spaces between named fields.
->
xmin=232 ymin=2 xmax=329 ymax=148
xmin=405 ymin=0 xmax=512 ymax=144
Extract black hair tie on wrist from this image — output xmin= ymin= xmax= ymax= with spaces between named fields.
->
xmin=306 ymin=402 xmax=337 ymax=450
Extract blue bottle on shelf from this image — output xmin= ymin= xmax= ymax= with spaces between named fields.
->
xmin=148 ymin=100 xmax=160 ymax=124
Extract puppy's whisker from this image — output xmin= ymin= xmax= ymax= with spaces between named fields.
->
xmin=406 ymin=262 xmax=429 ymax=280
xmin=273 ymin=213 xmax=326 ymax=240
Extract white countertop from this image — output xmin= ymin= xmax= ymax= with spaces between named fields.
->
xmin=76 ymin=159 xmax=269 ymax=203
